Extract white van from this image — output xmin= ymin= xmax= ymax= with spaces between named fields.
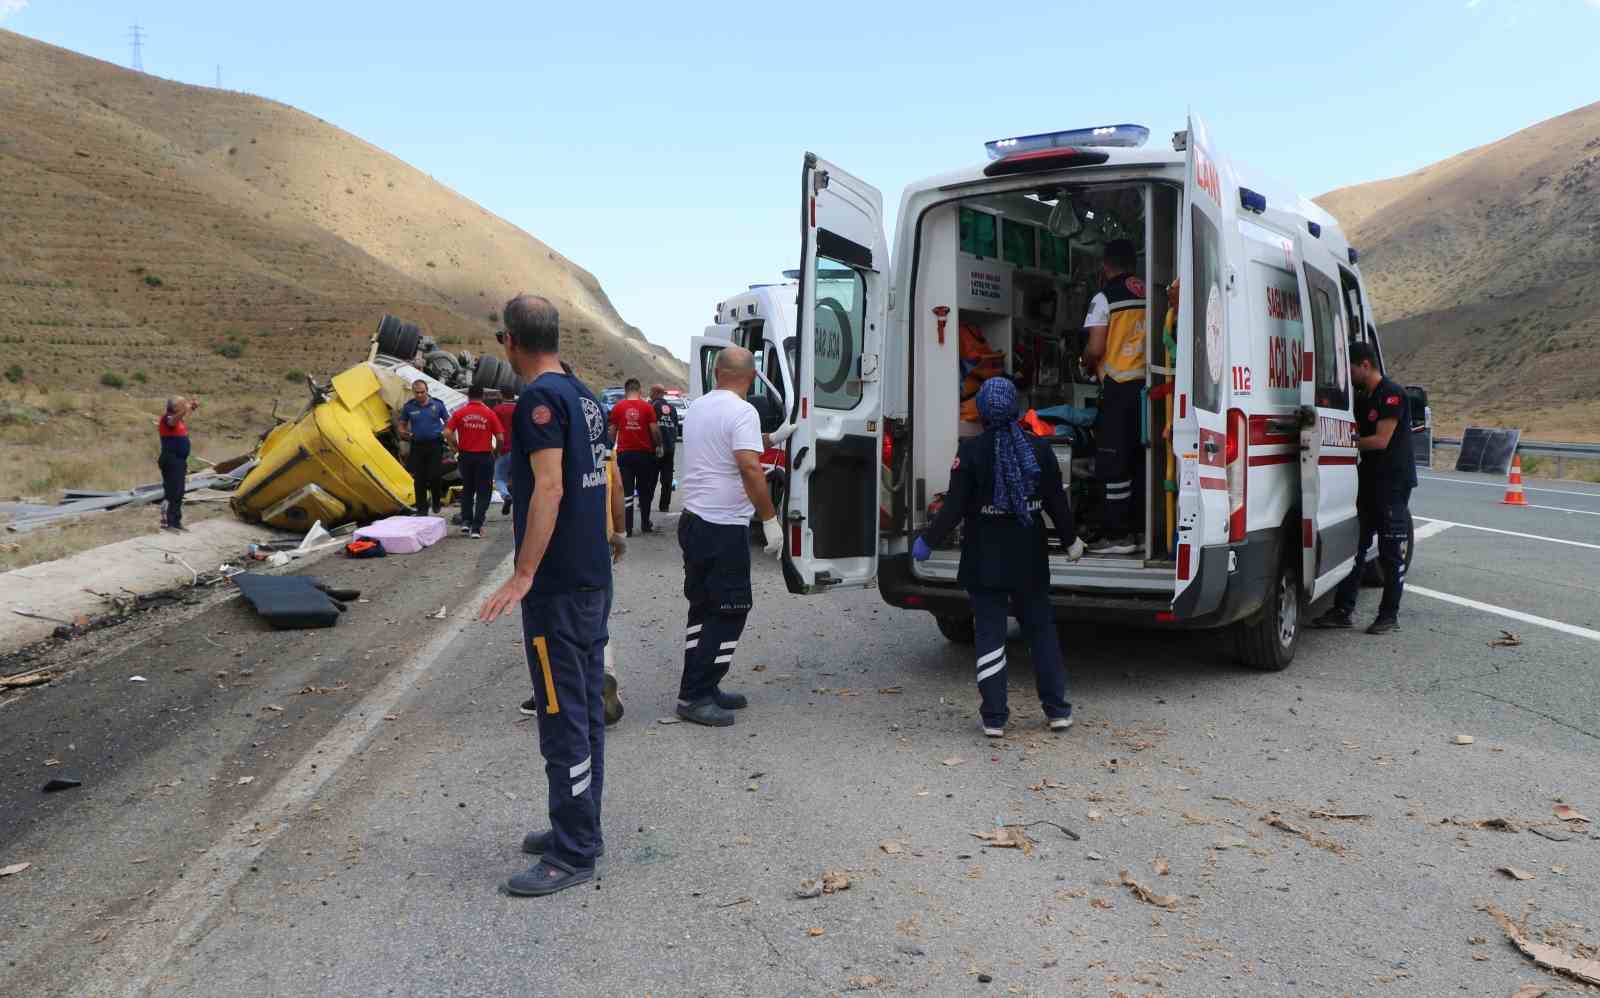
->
xmin=770 ymin=116 xmax=1388 ymax=670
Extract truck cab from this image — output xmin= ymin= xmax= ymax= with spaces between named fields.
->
xmin=775 ymin=118 xmax=1389 ymax=670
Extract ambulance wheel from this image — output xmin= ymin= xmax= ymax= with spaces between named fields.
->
xmin=375 ymin=314 xmax=422 ymax=361
xmin=1361 ymin=512 xmax=1415 ymax=587
xmin=1232 ymin=551 xmax=1301 ymax=671
xmin=935 ymin=614 xmax=975 ymax=645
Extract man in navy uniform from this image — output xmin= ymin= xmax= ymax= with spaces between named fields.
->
xmin=397 ymin=379 xmax=450 ymax=515
xmin=649 ymin=384 xmax=681 ymax=513
xmin=479 ymin=294 xmax=612 ymax=897
xmin=1313 ymin=342 xmax=1416 ymax=635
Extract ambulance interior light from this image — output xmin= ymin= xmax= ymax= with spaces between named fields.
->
xmin=985 ymin=125 xmax=1149 ymax=161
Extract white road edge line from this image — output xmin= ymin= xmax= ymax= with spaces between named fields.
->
xmin=92 ymin=552 xmax=517 ymax=998
xmin=1412 ymin=520 xmax=1455 ymax=541
xmin=1406 ymin=585 xmax=1600 ymax=643
xmin=1418 ymin=474 xmax=1600 ymax=500
xmin=1412 ymin=516 xmax=1600 ymax=552
xmin=1526 ymin=503 xmax=1600 ymax=517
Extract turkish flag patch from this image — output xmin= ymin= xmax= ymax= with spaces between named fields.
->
xmin=1367 ymin=409 xmax=1378 ymax=421
xmin=531 ymin=405 xmax=552 ymax=426
xmin=1385 ymin=395 xmax=1399 ymax=405
xmin=951 ymin=456 xmax=961 ymax=470
xmin=1127 ymin=276 xmax=1147 ymax=297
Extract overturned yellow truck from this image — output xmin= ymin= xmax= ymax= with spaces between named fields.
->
xmin=231 ymin=316 xmax=519 ymax=530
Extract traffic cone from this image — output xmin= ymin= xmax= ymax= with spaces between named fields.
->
xmin=1501 ymin=455 xmax=1528 ymax=506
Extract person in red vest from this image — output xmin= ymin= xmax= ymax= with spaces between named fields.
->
xmin=157 ymin=396 xmax=200 ymax=531
xmin=447 ymin=385 xmax=502 ymax=538
xmin=607 ymin=378 xmax=664 ymax=535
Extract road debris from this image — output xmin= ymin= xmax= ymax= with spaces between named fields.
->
xmin=1262 ymin=814 xmax=1345 ymax=853
xmin=656 ymin=717 xmax=681 ymax=725
xmin=1085 ymin=851 xmax=1103 ymax=861
xmin=845 ymin=975 xmax=883 ymax=990
xmin=0 ymin=668 xmax=55 ymax=689
xmin=237 ymin=776 xmax=255 ymax=785
xmin=0 ymin=862 xmax=30 ymax=877
xmin=429 ymin=606 xmax=447 ymax=620
xmin=1481 ymin=902 xmax=1600 ymax=987
xmin=879 ymin=840 xmax=904 ymax=855
xmin=41 ymin=777 xmax=81 ymax=793
xmin=129 ymin=675 xmax=147 ymax=683
xmin=1488 ymin=630 xmax=1522 ymax=648
xmin=807 ymin=927 xmax=825 ymax=937
xmin=877 ymin=686 xmax=903 ymax=695
xmin=972 ymin=826 xmax=1035 ymax=855
xmin=941 ymin=756 xmax=964 ymax=767
xmin=1497 ymin=866 xmax=1537 ymax=881
xmin=1028 ymin=778 xmax=1067 ymax=792
xmin=1509 ymin=986 xmax=1552 ymax=998
xmin=1454 ymin=734 xmax=1475 ymax=745
xmin=1308 ymin=810 xmax=1371 ymax=820
xmin=1152 ymin=857 xmax=1170 ymax=876
xmin=1552 ymin=803 xmax=1589 ymax=823
xmin=796 ymin=870 xmax=851 ymax=899
xmin=1119 ymin=869 xmax=1179 ymax=909
xmin=1529 ymin=827 xmax=1572 ymax=842
xmin=1448 ymin=816 xmax=1520 ymax=832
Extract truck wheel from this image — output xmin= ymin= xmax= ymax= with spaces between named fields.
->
xmin=1232 ymin=552 xmax=1301 ymax=671
xmin=473 ymin=355 xmax=506 ymax=391
xmin=936 ymin=614 xmax=975 ymax=645
xmin=1361 ymin=511 xmax=1416 ymax=587
xmin=375 ymin=315 xmax=422 ymax=361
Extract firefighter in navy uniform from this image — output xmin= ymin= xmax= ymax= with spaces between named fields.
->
xmin=1082 ymin=239 xmax=1149 ymax=555
xmin=913 ymin=378 xmax=1086 ymax=738
xmin=1313 ymin=342 xmax=1416 ymax=635
xmin=479 ymin=294 xmax=612 ymax=898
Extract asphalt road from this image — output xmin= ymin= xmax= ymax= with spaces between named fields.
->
xmin=2 ymin=467 xmax=1597 ymax=997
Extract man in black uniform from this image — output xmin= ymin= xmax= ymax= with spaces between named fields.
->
xmin=478 ymin=294 xmax=612 ymax=898
xmin=913 ymin=378 xmax=1086 ymax=737
xmin=1313 ymin=342 xmax=1416 ymax=635
xmin=649 ymin=384 xmax=681 ymax=513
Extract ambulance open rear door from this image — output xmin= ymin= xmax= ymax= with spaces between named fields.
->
xmin=781 ymin=153 xmax=887 ymax=595
xmin=1171 ymin=114 xmax=1234 ymax=616
xmin=1298 ymin=261 xmax=1361 ymax=599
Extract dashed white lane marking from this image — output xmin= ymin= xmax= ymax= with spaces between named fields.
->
xmin=1412 ymin=516 xmax=1600 ymax=552
xmin=1418 ymin=474 xmax=1600 ymax=500
xmin=1406 ymin=585 xmax=1600 ymax=643
xmin=1526 ymin=503 xmax=1600 ymax=517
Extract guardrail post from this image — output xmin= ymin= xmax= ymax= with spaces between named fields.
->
xmin=1556 ymin=455 xmax=1566 ymax=480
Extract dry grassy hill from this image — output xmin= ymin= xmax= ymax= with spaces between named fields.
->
xmin=0 ymin=28 xmax=684 ymax=507
xmin=1317 ymin=101 xmax=1600 ymax=440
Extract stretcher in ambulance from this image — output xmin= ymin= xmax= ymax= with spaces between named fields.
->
xmin=776 ymin=117 xmax=1389 ymax=670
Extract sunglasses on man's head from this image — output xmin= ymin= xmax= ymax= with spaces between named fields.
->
xmin=494 ymin=330 xmax=506 ymax=344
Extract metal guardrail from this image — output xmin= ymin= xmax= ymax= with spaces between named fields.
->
xmin=1433 ymin=435 xmax=1600 ymax=478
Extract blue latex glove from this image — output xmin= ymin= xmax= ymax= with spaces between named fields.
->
xmin=911 ymin=537 xmax=932 ymax=562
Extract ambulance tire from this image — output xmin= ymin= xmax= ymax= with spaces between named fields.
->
xmin=935 ymin=614 xmax=975 ymax=645
xmin=1361 ymin=512 xmax=1415 ymax=587
xmin=375 ymin=315 xmax=422 ymax=361
xmin=1232 ymin=547 xmax=1301 ymax=671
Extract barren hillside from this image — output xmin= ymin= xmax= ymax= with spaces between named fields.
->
xmin=1317 ymin=101 xmax=1600 ymax=440
xmin=0 ymin=28 xmax=683 ymax=502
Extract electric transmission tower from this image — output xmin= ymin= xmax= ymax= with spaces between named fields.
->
xmin=128 ymin=23 xmax=145 ymax=72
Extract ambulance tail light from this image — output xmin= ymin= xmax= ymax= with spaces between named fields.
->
xmin=1225 ymin=408 xmax=1248 ymax=543
xmin=882 ymin=432 xmax=893 ymax=469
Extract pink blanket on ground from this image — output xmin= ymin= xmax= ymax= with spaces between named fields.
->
xmin=353 ymin=515 xmax=447 ymax=554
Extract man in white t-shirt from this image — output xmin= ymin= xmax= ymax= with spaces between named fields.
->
xmin=675 ymin=346 xmax=784 ymax=727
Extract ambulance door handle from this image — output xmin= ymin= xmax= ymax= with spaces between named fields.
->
xmin=1202 ymin=441 xmax=1220 ymax=456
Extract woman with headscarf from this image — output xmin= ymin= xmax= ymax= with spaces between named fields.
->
xmin=912 ymin=377 xmax=1084 ymax=737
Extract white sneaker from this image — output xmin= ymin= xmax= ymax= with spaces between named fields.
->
xmin=982 ymin=725 xmax=1005 ymax=738
xmin=460 ymin=526 xmax=471 ymax=536
xmin=1048 ymin=716 xmax=1074 ymax=732
xmin=470 ymin=530 xmax=482 ymax=539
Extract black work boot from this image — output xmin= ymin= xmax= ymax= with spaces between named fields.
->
xmin=675 ymin=699 xmax=735 ymax=727
xmin=521 ymin=829 xmax=605 ymax=859
xmin=1366 ymin=617 xmax=1400 ymax=635
xmin=1312 ymin=608 xmax=1354 ymax=629
xmin=711 ymin=688 xmax=748 ymax=711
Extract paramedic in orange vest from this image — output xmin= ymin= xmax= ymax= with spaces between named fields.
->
xmin=1082 ymin=238 xmax=1148 ymax=555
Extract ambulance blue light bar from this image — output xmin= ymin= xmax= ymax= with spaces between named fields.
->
xmin=984 ymin=124 xmax=1149 ymax=161
xmin=1239 ymin=188 xmax=1267 ymax=214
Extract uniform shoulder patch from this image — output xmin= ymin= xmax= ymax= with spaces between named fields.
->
xmin=1367 ymin=409 xmax=1378 ymax=421
xmin=531 ymin=404 xmax=553 ymax=426
xmin=1126 ymin=276 xmax=1146 ymax=297
xmin=1385 ymin=395 xmax=1399 ymax=405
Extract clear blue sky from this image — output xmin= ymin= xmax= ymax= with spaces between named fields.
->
xmin=6 ymin=0 xmax=1598 ymax=361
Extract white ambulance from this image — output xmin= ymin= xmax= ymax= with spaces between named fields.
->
xmin=760 ymin=117 xmax=1392 ymax=669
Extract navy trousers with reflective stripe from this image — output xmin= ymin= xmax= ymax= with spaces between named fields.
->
xmin=969 ymin=588 xmax=1070 ymax=729
xmin=520 ymin=588 xmax=609 ymax=870
xmin=1334 ymin=485 xmax=1412 ymax=620
xmin=618 ymin=450 xmax=658 ymax=533
xmin=1094 ymin=378 xmax=1144 ymax=536
xmin=678 ymin=512 xmax=752 ymax=704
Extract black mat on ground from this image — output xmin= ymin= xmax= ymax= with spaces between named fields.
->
xmin=231 ymin=573 xmax=343 ymax=629
xmin=1455 ymin=427 xmax=1521 ymax=475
